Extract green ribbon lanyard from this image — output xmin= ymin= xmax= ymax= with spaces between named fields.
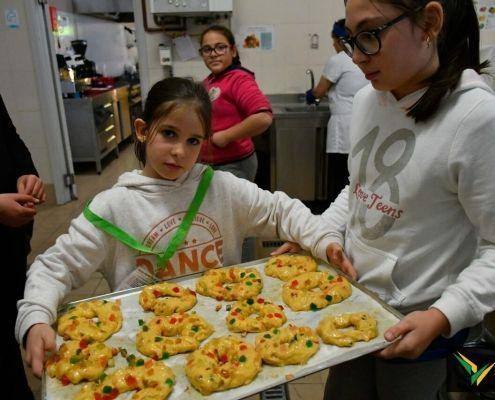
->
xmin=83 ymin=166 xmax=214 ymax=276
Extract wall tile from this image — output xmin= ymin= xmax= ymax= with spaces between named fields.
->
xmin=310 ymin=0 xmax=345 ymax=25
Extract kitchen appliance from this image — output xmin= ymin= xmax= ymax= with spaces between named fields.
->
xmin=57 ymin=54 xmax=76 ymax=97
xmin=70 ymin=40 xmax=97 ymax=79
xmin=149 ymin=0 xmax=232 ymax=15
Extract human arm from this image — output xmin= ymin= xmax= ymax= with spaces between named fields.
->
xmin=223 ymin=173 xmax=338 ymax=262
xmin=211 ymin=112 xmax=273 ymax=148
xmin=17 ymin=175 xmax=46 ymax=203
xmin=25 ymin=323 xmax=56 ymax=378
xmin=425 ymin=99 xmax=495 ymax=337
xmin=0 ymin=193 xmax=38 ymax=226
xmin=311 ymin=76 xmax=333 ymax=99
xmin=378 ymin=308 xmax=450 ymax=359
xmin=269 ymin=185 xmax=356 ymax=276
xmin=15 ymin=197 xmax=111 ymax=346
xmin=379 ymin=98 xmax=495 ymax=358
xmin=212 ymin=72 xmax=273 ymax=148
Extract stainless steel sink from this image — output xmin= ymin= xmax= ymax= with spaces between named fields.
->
xmin=283 ymin=105 xmax=320 ymax=112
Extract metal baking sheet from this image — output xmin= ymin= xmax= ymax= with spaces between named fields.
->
xmin=43 ymin=257 xmax=402 ymax=400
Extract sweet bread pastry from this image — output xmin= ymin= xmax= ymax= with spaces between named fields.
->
xmin=317 ymin=312 xmax=378 ymax=347
xmin=226 ymin=297 xmax=286 ymax=333
xmin=255 ymin=325 xmax=319 ymax=366
xmin=74 ymin=359 xmax=175 ymax=400
xmin=185 ymin=336 xmax=262 ymax=395
xmin=282 ymin=272 xmax=352 ymax=311
xmin=196 ymin=267 xmax=262 ymax=301
xmin=45 ymin=340 xmax=116 ymax=385
xmin=265 ymin=254 xmax=318 ymax=281
xmin=136 ymin=312 xmax=213 ymax=359
xmin=57 ymin=300 xmax=122 ymax=342
xmin=139 ymin=282 xmax=197 ymax=316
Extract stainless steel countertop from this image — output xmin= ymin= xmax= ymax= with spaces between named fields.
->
xmin=268 ymin=93 xmax=330 ymax=119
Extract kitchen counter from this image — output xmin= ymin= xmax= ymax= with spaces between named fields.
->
xmin=268 ymin=94 xmax=330 ymax=119
xmin=259 ymin=94 xmax=330 ymax=202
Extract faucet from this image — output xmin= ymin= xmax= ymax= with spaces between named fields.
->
xmin=306 ymin=68 xmax=315 ymax=89
xmin=305 ymin=69 xmax=319 ymax=106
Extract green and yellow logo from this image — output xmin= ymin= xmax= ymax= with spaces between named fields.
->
xmin=455 ymin=351 xmax=495 ymax=386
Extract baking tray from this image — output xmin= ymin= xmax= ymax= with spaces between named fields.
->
xmin=43 ymin=257 xmax=403 ymax=400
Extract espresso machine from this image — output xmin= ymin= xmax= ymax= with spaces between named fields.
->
xmin=69 ymin=40 xmax=97 ymax=79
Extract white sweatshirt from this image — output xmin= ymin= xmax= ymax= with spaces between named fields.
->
xmin=16 ymin=166 xmax=334 ymax=343
xmin=322 ymin=69 xmax=495 ymax=336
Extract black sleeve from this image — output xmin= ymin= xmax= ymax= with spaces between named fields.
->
xmin=0 ymin=94 xmax=38 ymax=180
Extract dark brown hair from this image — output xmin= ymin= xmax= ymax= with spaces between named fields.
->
xmin=200 ymin=25 xmax=241 ymax=65
xmin=370 ymin=0 xmax=487 ymax=122
xmin=134 ymin=77 xmax=211 ymax=165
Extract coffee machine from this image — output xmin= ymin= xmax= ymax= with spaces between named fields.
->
xmin=69 ymin=40 xmax=97 ymax=79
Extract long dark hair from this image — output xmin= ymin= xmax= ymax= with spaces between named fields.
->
xmin=135 ymin=78 xmax=212 ymax=166
xmin=200 ymin=25 xmax=241 ymax=66
xmin=371 ymin=0 xmax=487 ymax=122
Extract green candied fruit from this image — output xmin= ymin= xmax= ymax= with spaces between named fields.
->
xmin=69 ymin=316 xmax=77 ymax=320
xmin=69 ymin=356 xmax=80 ymax=364
xmin=126 ymin=354 xmax=136 ymax=365
xmin=229 ymin=318 xmax=236 ymax=324
xmin=245 ymin=281 xmax=252 ymax=286
xmin=247 ymin=298 xmax=254 ymax=305
xmin=239 ymin=355 xmax=247 ymax=362
xmin=263 ymin=334 xmax=272 ymax=339
xmin=136 ymin=359 xmax=145 ymax=366
xmin=102 ymin=300 xmax=108 ymax=304
xmin=273 ymin=328 xmax=280 ymax=334
xmin=96 ymin=321 xmax=102 ymax=327
xmin=310 ymin=303 xmax=318 ymax=311
xmin=138 ymin=319 xmax=144 ymax=326
xmin=325 ymin=295 xmax=333 ymax=302
xmin=165 ymin=378 xmax=174 ymax=387
xmin=235 ymin=308 xmax=242 ymax=313
xmin=327 ymin=274 xmax=334 ymax=280
xmin=226 ymin=304 xmax=232 ymax=311
xmin=155 ymin=336 xmax=163 ymax=342
xmin=162 ymin=352 xmax=170 ymax=360
xmin=240 ymin=272 xmax=246 ymax=278
xmin=98 ymin=373 xmax=107 ymax=382
xmin=142 ymin=325 xmax=149 ymax=332
xmin=102 ymin=386 xmax=113 ymax=394
xmin=305 ymin=340 xmax=313 ymax=348
xmin=191 ymin=325 xmax=199 ymax=332
xmin=249 ymin=273 xmax=256 ymax=278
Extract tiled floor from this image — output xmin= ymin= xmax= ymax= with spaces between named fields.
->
xmin=23 ymin=143 xmax=329 ymax=400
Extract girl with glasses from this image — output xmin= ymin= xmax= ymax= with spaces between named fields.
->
xmin=198 ymin=25 xmax=272 ymax=182
xmin=306 ymin=19 xmax=368 ymax=203
xmin=199 ymin=25 xmax=273 ymax=262
xmin=277 ymin=0 xmax=495 ymax=398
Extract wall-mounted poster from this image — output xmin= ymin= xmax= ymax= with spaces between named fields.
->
xmin=238 ymin=25 xmax=274 ymax=50
xmin=474 ymin=0 xmax=495 ymax=30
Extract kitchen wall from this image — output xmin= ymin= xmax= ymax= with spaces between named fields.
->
xmin=172 ymin=0 xmax=346 ymax=94
xmin=0 ymin=0 xmax=53 ymax=183
xmin=134 ymin=0 xmax=345 ymax=95
xmin=53 ymin=10 xmax=133 ymax=77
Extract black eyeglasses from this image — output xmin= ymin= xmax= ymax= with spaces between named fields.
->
xmin=198 ymin=43 xmax=230 ymax=57
xmin=341 ymin=6 xmax=423 ymax=57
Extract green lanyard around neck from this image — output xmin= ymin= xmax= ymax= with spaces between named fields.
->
xmin=83 ymin=166 xmax=214 ymax=271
